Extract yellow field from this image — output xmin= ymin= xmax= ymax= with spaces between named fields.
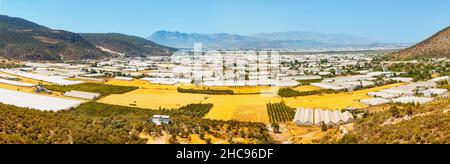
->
xmin=284 ymin=83 xmax=405 ymax=110
xmin=98 ymin=88 xmax=209 ymax=109
xmin=105 ymin=79 xmax=179 ymax=90
xmin=204 ymin=94 xmax=280 ymax=123
xmin=292 ymin=85 xmax=322 ymax=92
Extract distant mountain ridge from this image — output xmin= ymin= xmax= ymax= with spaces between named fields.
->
xmin=149 ymin=31 xmax=403 ymax=49
xmin=392 ymin=26 xmax=450 ymax=59
xmin=80 ymin=33 xmax=177 ymax=57
xmin=0 ymin=15 xmax=176 ymax=61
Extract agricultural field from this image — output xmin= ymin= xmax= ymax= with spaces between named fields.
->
xmin=283 ymin=83 xmax=405 ymax=110
xmin=267 ymin=102 xmax=296 ymax=123
xmin=105 ymin=79 xmax=179 ymax=90
xmin=98 ymin=88 xmax=209 ymax=109
xmin=204 ymin=94 xmax=280 ymax=123
xmin=292 ymin=85 xmax=322 ymax=92
xmin=98 ymin=79 xmax=405 ymax=124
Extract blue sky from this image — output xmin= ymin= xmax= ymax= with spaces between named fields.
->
xmin=1 ymin=0 xmax=449 ymax=43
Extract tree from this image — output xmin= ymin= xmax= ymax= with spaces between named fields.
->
xmin=389 ymin=106 xmax=401 ymax=118
xmin=321 ymin=122 xmax=328 ymax=132
xmin=205 ymin=138 xmax=212 ymax=144
xmin=271 ymin=123 xmax=280 ymax=133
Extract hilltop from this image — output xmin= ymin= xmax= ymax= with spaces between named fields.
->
xmin=0 ymin=15 xmax=108 ymax=61
xmin=0 ymin=15 xmax=176 ymax=61
xmin=392 ymin=26 xmax=450 ymax=59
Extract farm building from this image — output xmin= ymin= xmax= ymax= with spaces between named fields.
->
xmin=294 ymin=109 xmax=354 ymax=126
xmin=360 ymin=98 xmax=391 ymax=106
xmin=150 ymin=115 xmax=171 ymax=126
xmin=314 ymin=109 xmax=324 ymax=126
xmin=0 ymin=88 xmax=82 ymax=111
xmin=393 ymin=96 xmax=434 ymax=105
xmin=64 ymin=91 xmax=101 ymax=100
xmin=293 ymin=108 xmax=314 ymax=126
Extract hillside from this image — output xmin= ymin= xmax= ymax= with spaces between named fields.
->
xmin=392 ymin=26 xmax=450 ymax=59
xmin=0 ymin=15 xmax=109 ymax=61
xmin=80 ymin=33 xmax=176 ymax=57
xmin=149 ymin=31 xmax=405 ymax=50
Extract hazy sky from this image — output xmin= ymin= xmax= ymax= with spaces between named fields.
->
xmin=1 ymin=0 xmax=449 ymax=43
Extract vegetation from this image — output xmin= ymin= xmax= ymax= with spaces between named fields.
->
xmin=80 ymin=33 xmax=176 ymax=57
xmin=44 ymin=83 xmax=139 ymax=97
xmin=177 ymin=87 xmax=235 ymax=95
xmin=297 ymin=79 xmax=322 ymax=85
xmin=388 ymin=61 xmax=449 ymax=82
xmin=0 ymin=102 xmax=274 ymax=144
xmin=278 ymin=88 xmax=338 ymax=98
xmin=267 ymin=102 xmax=296 ymax=123
xmin=319 ymin=100 xmax=450 ymax=144
xmin=0 ymin=61 xmax=22 ymax=69
xmin=0 ymin=15 xmax=107 ymax=61
xmin=0 ymin=103 xmax=146 ymax=144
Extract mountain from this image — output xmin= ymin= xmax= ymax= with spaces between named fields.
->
xmin=392 ymin=26 xmax=450 ymax=59
xmin=252 ymin=32 xmax=375 ymax=45
xmin=80 ymin=33 xmax=177 ymax=57
xmin=0 ymin=15 xmax=177 ymax=61
xmin=149 ymin=31 xmax=401 ymax=50
xmin=0 ymin=15 xmax=108 ymax=61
